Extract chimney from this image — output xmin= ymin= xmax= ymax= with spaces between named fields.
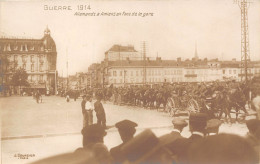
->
xmin=232 ymin=58 xmax=236 ymax=62
xmin=177 ymin=57 xmax=181 ymax=62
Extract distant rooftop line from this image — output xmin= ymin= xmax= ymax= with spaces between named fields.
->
xmin=0 ymin=35 xmax=39 ymax=40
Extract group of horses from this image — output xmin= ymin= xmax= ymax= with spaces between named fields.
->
xmin=98 ymin=83 xmax=252 ymax=122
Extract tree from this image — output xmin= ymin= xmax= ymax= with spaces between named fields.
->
xmin=10 ymin=68 xmax=30 ymax=94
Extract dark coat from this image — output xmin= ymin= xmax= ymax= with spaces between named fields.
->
xmin=159 ymin=131 xmax=183 ymax=146
xmin=81 ymin=100 xmax=86 ymax=114
xmin=166 ymin=134 xmax=204 ymax=164
xmin=110 ymin=143 xmax=126 ymax=164
xmin=94 ymin=101 xmax=105 ymax=116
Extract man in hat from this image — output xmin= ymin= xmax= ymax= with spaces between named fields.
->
xmin=160 ymin=117 xmax=188 ymax=146
xmin=206 ymin=119 xmax=222 ymax=136
xmin=81 ymin=95 xmax=87 ymax=114
xmin=167 ymin=113 xmax=208 ymax=164
xmin=94 ymin=95 xmax=106 ymax=128
xmin=75 ymin=124 xmax=111 ymax=164
xmin=110 ymin=120 xmax=138 ymax=164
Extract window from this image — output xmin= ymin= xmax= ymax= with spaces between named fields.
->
xmin=40 ymin=64 xmax=43 ymax=72
xmin=40 ymin=75 xmax=43 ymax=82
xmin=136 ymin=71 xmax=139 ymax=76
xmin=120 ymin=79 xmax=123 ymax=83
xmin=7 ymin=44 xmax=11 ymax=51
xmin=131 ymin=71 xmax=133 ymax=76
xmin=120 ymin=71 xmax=123 ymax=76
xmin=223 ymin=70 xmax=225 ymax=74
xmin=14 ymin=55 xmax=18 ymax=62
xmin=23 ymin=64 xmax=26 ymax=70
xmin=229 ymin=70 xmax=232 ymax=74
xmin=31 ymin=55 xmax=34 ymax=62
xmin=108 ymin=71 xmax=111 ymax=76
xmin=31 ymin=64 xmax=34 ymax=72
xmin=233 ymin=70 xmax=236 ymax=74
xmin=22 ymin=55 xmax=27 ymax=63
xmin=113 ymin=71 xmax=117 ymax=76
xmin=14 ymin=45 xmax=18 ymax=50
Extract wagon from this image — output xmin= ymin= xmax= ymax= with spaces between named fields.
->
xmin=165 ymin=94 xmax=200 ymax=116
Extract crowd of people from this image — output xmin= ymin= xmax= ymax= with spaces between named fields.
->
xmin=31 ymin=78 xmax=260 ymax=164
xmin=33 ymin=114 xmax=260 ymax=164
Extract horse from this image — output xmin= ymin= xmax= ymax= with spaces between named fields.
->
xmin=226 ymin=88 xmax=248 ymax=121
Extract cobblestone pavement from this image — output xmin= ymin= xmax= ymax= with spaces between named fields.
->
xmin=0 ymin=96 xmax=253 ymax=164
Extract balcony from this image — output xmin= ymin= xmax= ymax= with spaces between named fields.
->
xmin=185 ymin=74 xmax=197 ymax=77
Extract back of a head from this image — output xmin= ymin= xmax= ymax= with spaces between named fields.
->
xmin=187 ymin=134 xmax=258 ymax=164
xmin=81 ymin=124 xmax=107 ymax=147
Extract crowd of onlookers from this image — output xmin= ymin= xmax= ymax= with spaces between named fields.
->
xmin=33 ymin=112 xmax=260 ymax=164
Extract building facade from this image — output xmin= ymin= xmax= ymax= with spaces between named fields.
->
xmin=103 ymin=58 xmax=260 ymax=87
xmin=105 ymin=44 xmax=140 ymax=61
xmin=0 ymin=27 xmax=57 ymax=95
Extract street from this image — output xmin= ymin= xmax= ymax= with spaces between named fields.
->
xmin=0 ymin=96 xmax=251 ymax=164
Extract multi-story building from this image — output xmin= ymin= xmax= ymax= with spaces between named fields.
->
xmin=103 ymin=57 xmax=260 ymax=86
xmin=86 ymin=44 xmax=260 ymax=87
xmin=105 ymin=44 xmax=140 ymax=61
xmin=0 ymin=27 xmax=57 ymax=94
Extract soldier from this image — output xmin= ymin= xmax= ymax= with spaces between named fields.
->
xmin=94 ymin=95 xmax=106 ymax=128
xmin=160 ymin=117 xmax=188 ymax=146
xmin=75 ymin=124 xmax=112 ymax=164
xmin=110 ymin=120 xmax=138 ymax=164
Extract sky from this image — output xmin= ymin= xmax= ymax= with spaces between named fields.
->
xmin=1 ymin=0 xmax=260 ymax=76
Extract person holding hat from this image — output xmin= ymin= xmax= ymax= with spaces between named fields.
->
xmin=75 ymin=124 xmax=111 ymax=164
xmin=110 ymin=120 xmax=138 ymax=164
xmin=160 ymin=117 xmax=188 ymax=146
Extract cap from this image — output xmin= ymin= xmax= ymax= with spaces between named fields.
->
xmin=81 ymin=124 xmax=107 ymax=137
xmin=189 ymin=113 xmax=207 ymax=128
xmin=246 ymin=119 xmax=260 ymax=133
xmin=115 ymin=120 xmax=138 ymax=130
xmin=206 ymin=119 xmax=222 ymax=133
xmin=172 ymin=118 xmax=188 ymax=127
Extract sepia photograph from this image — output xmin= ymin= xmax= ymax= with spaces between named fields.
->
xmin=0 ymin=0 xmax=260 ymax=163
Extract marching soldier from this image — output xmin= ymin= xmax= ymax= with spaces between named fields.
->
xmin=110 ymin=120 xmax=138 ymax=164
